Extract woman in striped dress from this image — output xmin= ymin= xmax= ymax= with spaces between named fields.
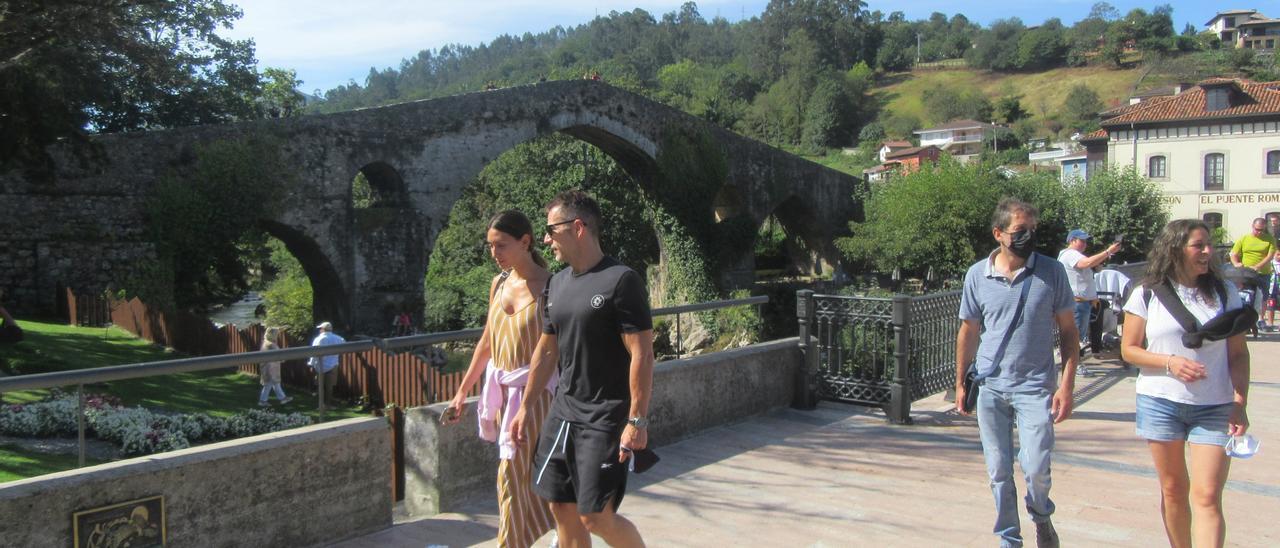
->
xmin=446 ymin=210 xmax=556 ymax=548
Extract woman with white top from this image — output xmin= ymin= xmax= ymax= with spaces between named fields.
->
xmin=1121 ymin=219 xmax=1251 ymax=548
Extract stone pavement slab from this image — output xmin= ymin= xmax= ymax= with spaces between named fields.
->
xmin=332 ymin=337 xmax=1280 ymax=548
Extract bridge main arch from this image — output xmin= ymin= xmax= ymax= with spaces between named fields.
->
xmin=0 ymin=80 xmax=862 ymax=335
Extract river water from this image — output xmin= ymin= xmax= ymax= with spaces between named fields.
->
xmin=206 ymin=291 xmax=264 ymax=327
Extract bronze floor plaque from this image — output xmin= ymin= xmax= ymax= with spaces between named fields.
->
xmin=72 ymin=495 xmax=166 ymax=548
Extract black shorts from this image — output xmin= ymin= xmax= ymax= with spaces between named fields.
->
xmin=531 ymin=417 xmax=627 ymax=515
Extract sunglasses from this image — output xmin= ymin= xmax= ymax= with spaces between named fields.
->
xmin=545 ymin=218 xmax=579 ymax=236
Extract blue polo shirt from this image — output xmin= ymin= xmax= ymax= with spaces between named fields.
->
xmin=959 ymin=251 xmax=1074 ymax=393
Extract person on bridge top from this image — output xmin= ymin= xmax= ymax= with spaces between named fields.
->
xmin=1057 ymin=228 xmax=1122 ymax=375
xmin=308 ymin=321 xmax=344 ymax=403
xmin=1121 ymin=219 xmax=1251 ymax=548
xmin=511 ymin=189 xmax=654 ymax=548
xmin=444 ymin=209 xmax=557 ymax=548
xmin=956 ymin=197 xmax=1081 ymax=548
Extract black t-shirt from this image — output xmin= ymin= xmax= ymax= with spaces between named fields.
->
xmin=543 ymin=256 xmax=652 ymax=431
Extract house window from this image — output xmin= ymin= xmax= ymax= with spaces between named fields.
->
xmin=1268 ymin=39 xmax=1276 ymax=49
xmin=1204 ymin=153 xmax=1225 ymax=190
xmin=1206 ymin=89 xmax=1230 ymax=111
xmin=1268 ymin=150 xmax=1280 ymax=175
xmin=1203 ymin=213 xmax=1223 ymax=233
xmin=1148 ymin=155 xmax=1167 ymax=178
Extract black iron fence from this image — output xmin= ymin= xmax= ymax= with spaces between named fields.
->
xmin=796 ymin=289 xmax=962 ymax=424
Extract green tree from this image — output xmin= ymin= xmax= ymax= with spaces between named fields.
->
xmin=1061 ymin=166 xmax=1169 ymax=263
xmin=994 ymin=93 xmax=1030 ymax=124
xmin=837 ymin=159 xmax=1010 ymax=278
xmin=423 ymin=134 xmax=659 ymax=331
xmin=922 ymin=85 xmax=993 ymax=124
xmin=1 ymin=0 xmax=260 ymax=170
xmin=147 ymin=138 xmax=292 ymax=310
xmin=1016 ymin=20 xmax=1068 ymax=70
xmin=260 ymin=67 xmax=305 ymax=118
xmin=968 ymin=18 xmax=1026 ymax=71
xmin=261 ymin=239 xmax=314 ymax=337
xmin=1061 ymin=83 xmax=1104 ymax=132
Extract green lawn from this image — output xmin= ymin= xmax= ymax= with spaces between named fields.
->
xmin=0 ymin=318 xmax=363 ymax=420
xmin=0 ymin=444 xmax=107 ymax=483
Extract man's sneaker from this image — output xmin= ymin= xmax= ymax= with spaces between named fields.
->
xmin=280 ymin=396 xmax=293 ymax=404
xmin=1035 ymin=519 xmax=1060 ymax=548
xmin=258 ymin=401 xmax=270 ymax=407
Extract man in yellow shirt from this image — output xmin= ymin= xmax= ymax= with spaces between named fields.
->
xmin=1231 ymin=218 xmax=1277 ymax=273
xmin=1231 ymin=218 xmax=1276 ymax=322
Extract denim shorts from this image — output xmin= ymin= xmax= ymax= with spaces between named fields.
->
xmin=1135 ymin=394 xmax=1231 ymax=446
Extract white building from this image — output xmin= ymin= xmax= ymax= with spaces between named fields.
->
xmin=1206 ymin=9 xmax=1280 ymax=50
xmin=913 ymin=119 xmax=999 ymax=163
xmin=1090 ymin=78 xmax=1280 ymax=237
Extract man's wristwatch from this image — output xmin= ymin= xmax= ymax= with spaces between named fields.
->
xmin=627 ymin=416 xmax=649 ymax=429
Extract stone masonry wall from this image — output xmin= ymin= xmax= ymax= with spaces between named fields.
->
xmin=400 ymin=338 xmax=801 ymax=516
xmin=0 ymin=417 xmax=391 ymax=548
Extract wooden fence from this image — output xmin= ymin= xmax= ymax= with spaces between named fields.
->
xmin=62 ymin=288 xmax=479 ymax=409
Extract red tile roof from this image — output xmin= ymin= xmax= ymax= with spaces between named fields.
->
xmin=1099 ymin=96 xmax=1174 ymax=118
xmin=1078 ymin=129 xmax=1109 ymax=142
xmin=1238 ymin=18 xmax=1280 ymax=27
xmin=883 ymin=145 xmax=939 ymax=160
xmin=914 ymin=119 xmax=997 ymax=133
xmin=1101 ymin=78 xmax=1280 ymax=126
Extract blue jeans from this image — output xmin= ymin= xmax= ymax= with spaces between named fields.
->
xmin=977 ymin=386 xmax=1056 ymax=547
xmin=1072 ymin=301 xmax=1092 ymax=348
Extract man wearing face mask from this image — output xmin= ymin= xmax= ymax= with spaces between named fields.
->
xmin=955 ymin=198 xmax=1081 ymax=548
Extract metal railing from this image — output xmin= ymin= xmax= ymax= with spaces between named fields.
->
xmin=0 ymin=294 xmax=767 ymax=469
xmin=796 ymin=289 xmax=962 ymax=424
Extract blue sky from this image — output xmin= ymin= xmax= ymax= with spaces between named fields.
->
xmin=221 ymin=1 xmax=1222 ymax=95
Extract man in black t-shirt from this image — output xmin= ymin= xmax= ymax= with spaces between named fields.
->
xmin=511 ymin=190 xmax=653 ymax=547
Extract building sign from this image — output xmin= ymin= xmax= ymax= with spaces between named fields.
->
xmin=1161 ymin=196 xmax=1183 ymax=205
xmin=73 ymin=495 xmax=166 ymax=548
xmin=1199 ymin=193 xmax=1280 ymax=205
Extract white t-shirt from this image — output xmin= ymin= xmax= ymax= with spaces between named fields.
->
xmin=1057 ymin=248 xmax=1096 ymax=299
xmin=1123 ymin=281 xmax=1242 ymax=405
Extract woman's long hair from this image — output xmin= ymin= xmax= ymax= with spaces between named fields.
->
xmin=261 ymin=327 xmax=279 ymax=350
xmin=1141 ymin=219 xmax=1222 ymax=306
xmin=488 ymin=210 xmax=547 ymax=268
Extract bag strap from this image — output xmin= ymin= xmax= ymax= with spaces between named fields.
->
xmin=492 ymin=269 xmax=512 ymax=301
xmin=1150 ymin=282 xmax=1202 ymax=334
xmin=973 ymin=256 xmax=1036 ymax=379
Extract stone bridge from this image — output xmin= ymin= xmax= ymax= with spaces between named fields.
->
xmin=0 ymin=80 xmax=861 ymax=334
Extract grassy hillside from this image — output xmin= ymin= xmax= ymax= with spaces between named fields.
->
xmin=876 ymin=65 xmax=1147 ymax=127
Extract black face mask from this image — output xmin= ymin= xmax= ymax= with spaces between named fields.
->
xmin=1007 ymin=229 xmax=1036 ymax=258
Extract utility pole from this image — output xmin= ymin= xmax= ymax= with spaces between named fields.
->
xmin=916 ymin=33 xmax=922 ymax=64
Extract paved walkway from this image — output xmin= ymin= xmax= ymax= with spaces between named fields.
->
xmin=333 ymin=337 xmax=1280 ymax=547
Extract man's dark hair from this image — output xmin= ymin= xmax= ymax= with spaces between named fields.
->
xmin=990 ymin=197 xmax=1039 ymax=231
xmin=546 ymin=189 xmax=602 ymax=237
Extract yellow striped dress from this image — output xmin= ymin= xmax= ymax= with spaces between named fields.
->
xmin=489 ymin=289 xmax=556 ymax=548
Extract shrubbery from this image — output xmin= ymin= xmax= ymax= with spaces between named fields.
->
xmin=837 ymin=159 xmax=1168 ymax=280
xmin=0 ymin=392 xmax=312 ymax=456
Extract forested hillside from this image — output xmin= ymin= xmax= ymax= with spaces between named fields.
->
xmin=304 ymin=1 xmax=1279 ymax=157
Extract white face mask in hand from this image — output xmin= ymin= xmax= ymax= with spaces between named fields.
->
xmin=1225 ymin=435 xmax=1260 ymax=459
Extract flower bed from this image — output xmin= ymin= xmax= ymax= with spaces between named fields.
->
xmin=0 ymin=392 xmax=312 ymax=456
